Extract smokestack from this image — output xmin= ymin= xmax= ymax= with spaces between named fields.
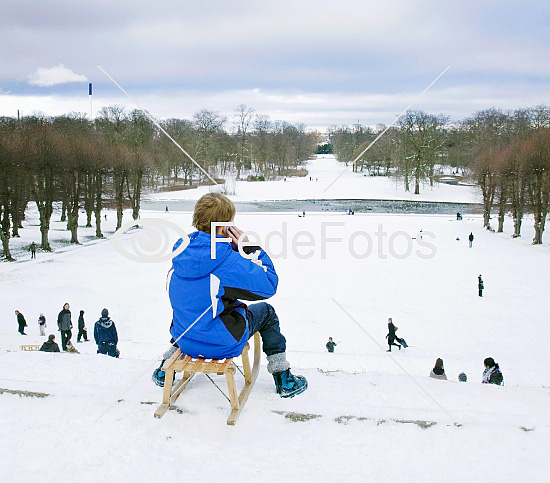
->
xmin=89 ymin=83 xmax=93 ymax=120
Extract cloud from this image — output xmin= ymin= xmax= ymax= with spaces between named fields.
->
xmin=28 ymin=64 xmax=88 ymax=87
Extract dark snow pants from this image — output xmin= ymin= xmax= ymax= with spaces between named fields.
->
xmin=77 ymin=328 xmax=88 ymax=342
xmin=60 ymin=330 xmax=72 ymax=351
xmin=97 ymin=342 xmax=117 ymax=357
xmin=247 ymin=302 xmax=287 ymax=357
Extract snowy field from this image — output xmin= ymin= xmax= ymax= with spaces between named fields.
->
xmin=1 ymin=210 xmax=549 ymax=481
xmin=147 ymin=154 xmax=480 ymax=204
xmin=1 ymin=158 xmax=549 ymax=482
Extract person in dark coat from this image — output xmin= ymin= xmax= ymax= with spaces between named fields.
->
xmin=385 ymin=317 xmax=401 ymax=352
xmin=482 ymin=357 xmax=503 ymax=385
xmin=468 ymin=232 xmax=474 ymax=247
xmin=40 ymin=334 xmax=60 ymax=352
xmin=478 ymin=275 xmax=484 ymax=297
xmin=15 ymin=310 xmax=27 ymax=335
xmin=429 ymin=358 xmax=447 ymax=380
xmin=30 ymin=242 xmax=37 ymax=259
xmin=38 ymin=313 xmax=47 ymax=336
xmin=57 ymin=303 xmax=73 ymax=351
xmin=326 ymin=337 xmax=337 ymax=353
xmin=94 ymin=308 xmax=118 ymax=357
xmin=77 ymin=310 xmax=88 ymax=342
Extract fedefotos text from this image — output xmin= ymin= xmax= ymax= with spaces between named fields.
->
xmin=211 ymin=222 xmax=436 ymax=260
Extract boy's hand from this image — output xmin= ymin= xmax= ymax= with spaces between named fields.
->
xmin=226 ymin=225 xmax=248 ymax=250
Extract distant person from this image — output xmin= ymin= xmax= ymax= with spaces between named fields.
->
xmin=302 ymin=210 xmax=305 ymax=217
xmin=104 ymin=214 xmax=107 ymax=220
xmin=165 ymin=205 xmax=169 ymax=212
xmin=458 ymin=372 xmax=467 ymax=382
xmin=38 ymin=313 xmax=47 ymax=336
xmin=65 ymin=340 xmax=80 ymax=354
xmin=40 ymin=334 xmax=60 ymax=353
xmin=326 ymin=337 xmax=337 ymax=353
xmin=30 ymin=242 xmax=37 ymax=259
xmin=429 ymin=358 xmax=447 ymax=380
xmin=478 ymin=275 xmax=484 ymax=297
xmin=94 ymin=308 xmax=118 ymax=357
xmin=77 ymin=310 xmax=88 ymax=342
xmin=57 ymin=303 xmax=73 ymax=351
xmin=457 ymin=212 xmax=462 ymax=221
xmin=15 ymin=310 xmax=27 ymax=335
xmin=386 ymin=318 xmax=401 ymax=352
xmin=482 ymin=357 xmax=503 ymax=385
xmin=469 ymin=232 xmax=474 ymax=248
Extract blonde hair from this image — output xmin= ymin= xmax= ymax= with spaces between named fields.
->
xmin=192 ymin=193 xmax=236 ymax=233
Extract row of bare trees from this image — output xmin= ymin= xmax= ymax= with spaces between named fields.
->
xmin=0 ymin=105 xmax=318 ymax=260
xmin=474 ymin=129 xmax=550 ymax=244
xmin=330 ymin=106 xmax=550 ymax=243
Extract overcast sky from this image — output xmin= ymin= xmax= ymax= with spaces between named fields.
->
xmin=1 ymin=0 xmax=549 ymax=131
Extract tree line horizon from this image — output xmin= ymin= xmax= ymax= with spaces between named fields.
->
xmin=1 ymin=104 xmax=549 ymax=260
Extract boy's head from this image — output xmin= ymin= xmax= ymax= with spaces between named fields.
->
xmin=193 ymin=193 xmax=236 ymax=233
xmin=48 ymin=334 xmax=55 ymax=342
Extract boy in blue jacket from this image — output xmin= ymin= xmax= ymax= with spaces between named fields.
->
xmin=153 ymin=192 xmax=307 ymax=398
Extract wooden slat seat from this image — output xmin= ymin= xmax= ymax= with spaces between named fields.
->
xmin=20 ymin=344 xmax=41 ymax=351
xmin=154 ymin=332 xmax=261 ymax=425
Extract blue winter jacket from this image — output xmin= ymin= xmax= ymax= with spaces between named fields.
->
xmin=168 ymin=231 xmax=278 ymax=358
xmin=94 ymin=317 xmax=118 ymax=345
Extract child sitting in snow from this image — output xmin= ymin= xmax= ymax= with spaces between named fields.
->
xmin=482 ymin=357 xmax=503 ymax=385
xmin=429 ymin=358 xmax=447 ymax=380
xmin=152 ymin=192 xmax=307 ymax=398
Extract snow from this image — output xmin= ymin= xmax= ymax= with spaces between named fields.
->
xmin=1 ymin=156 xmax=549 ymax=481
xmin=147 ymin=154 xmax=480 ymax=204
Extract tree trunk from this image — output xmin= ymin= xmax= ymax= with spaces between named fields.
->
xmin=61 ymin=199 xmax=67 ymax=222
xmin=84 ymin=173 xmax=94 ymax=227
xmin=36 ymin=202 xmax=52 ymax=251
xmin=498 ymin=209 xmax=505 ymax=233
xmin=94 ymin=173 xmax=103 ymax=238
xmin=497 ymin=184 xmax=508 ymax=233
xmin=0 ymin=209 xmax=14 ymax=260
xmin=0 ymin=230 xmax=13 ymax=260
xmin=114 ymin=168 xmax=125 ymax=230
xmin=533 ymin=216 xmax=545 ymax=244
xmin=512 ymin=210 xmax=523 ymax=237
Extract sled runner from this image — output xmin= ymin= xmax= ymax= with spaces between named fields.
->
xmin=154 ymin=332 xmax=261 ymax=425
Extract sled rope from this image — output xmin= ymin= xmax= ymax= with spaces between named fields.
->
xmin=204 ymin=373 xmax=231 ymax=403
xmin=332 ymin=298 xmax=457 ymax=424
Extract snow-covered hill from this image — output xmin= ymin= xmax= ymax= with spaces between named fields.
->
xmin=1 ymin=204 xmax=549 ymax=481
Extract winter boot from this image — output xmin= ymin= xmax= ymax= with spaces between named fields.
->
xmin=152 ymin=366 xmax=165 ymax=387
xmin=273 ymin=368 xmax=308 ymax=398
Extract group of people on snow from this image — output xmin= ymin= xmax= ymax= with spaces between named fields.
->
xmin=326 ymin=316 xmax=502 ymax=385
xmin=429 ymin=357 xmax=503 ymax=385
xmin=16 ymin=304 xmax=119 ymax=358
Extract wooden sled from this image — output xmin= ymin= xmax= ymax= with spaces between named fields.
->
xmin=20 ymin=344 xmax=41 ymax=351
xmin=154 ymin=332 xmax=261 ymax=425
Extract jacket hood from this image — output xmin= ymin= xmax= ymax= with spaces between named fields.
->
xmin=98 ymin=316 xmax=113 ymax=329
xmin=172 ymin=231 xmax=231 ymax=279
